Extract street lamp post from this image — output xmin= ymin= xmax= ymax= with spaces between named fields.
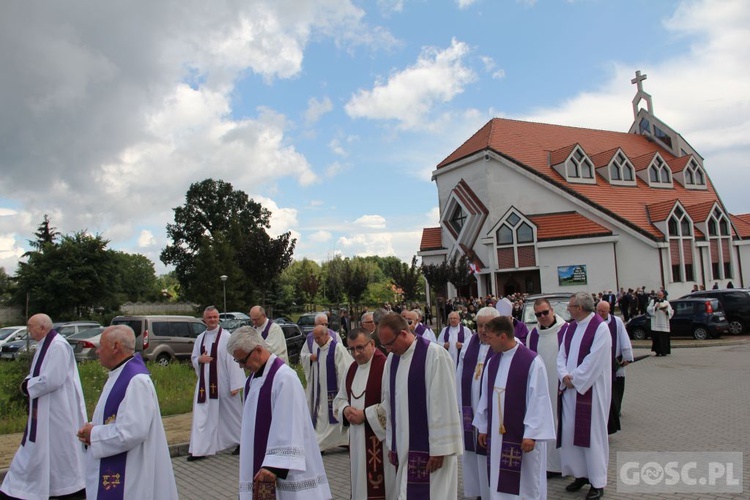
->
xmin=220 ymin=275 xmax=228 ymax=316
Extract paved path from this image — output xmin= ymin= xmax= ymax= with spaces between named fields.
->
xmin=172 ymin=343 xmax=750 ymax=499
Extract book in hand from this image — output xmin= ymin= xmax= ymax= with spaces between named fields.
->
xmin=253 ymin=480 xmax=276 ymax=500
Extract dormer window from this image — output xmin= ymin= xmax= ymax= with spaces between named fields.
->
xmin=565 ymin=146 xmax=594 ymax=181
xmin=608 ymin=151 xmax=635 ymax=185
xmin=683 ymin=159 xmax=706 ymax=188
xmin=647 ymin=155 xmax=672 ymax=187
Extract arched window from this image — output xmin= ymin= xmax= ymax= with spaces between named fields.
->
xmin=707 ymin=208 xmax=733 ymax=280
xmin=668 ymin=208 xmax=694 ymax=283
xmin=495 ymin=212 xmax=536 ymax=270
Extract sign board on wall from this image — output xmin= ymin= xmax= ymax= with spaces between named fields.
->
xmin=558 ymin=265 xmax=587 ymax=286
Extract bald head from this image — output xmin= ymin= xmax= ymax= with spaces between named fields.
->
xmin=28 ymin=313 xmax=53 ymax=342
xmin=596 ymin=300 xmax=611 ymax=320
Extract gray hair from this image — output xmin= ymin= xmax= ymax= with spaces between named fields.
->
xmin=572 ymin=292 xmax=595 ymax=313
xmin=360 ymin=311 xmax=373 ymax=322
xmin=36 ymin=314 xmax=54 ymax=331
xmin=411 ymin=309 xmax=423 ymax=320
xmin=314 ymin=312 xmax=329 ymax=325
xmin=347 ymin=327 xmax=372 ymax=342
xmin=226 ymin=326 xmax=267 ymax=355
xmin=204 ymin=305 xmax=219 ymax=314
xmin=476 ymin=306 xmax=500 ymax=319
xmin=106 ymin=325 xmax=136 ymax=353
xmin=372 ymin=308 xmax=388 ymax=325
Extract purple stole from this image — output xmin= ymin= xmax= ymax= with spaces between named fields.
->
xmin=527 ymin=322 xmax=568 ymax=353
xmin=485 ymin=344 xmax=537 ymax=496
xmin=245 ymin=356 xmax=285 ymax=478
xmin=557 ymin=314 xmax=603 ymax=448
xmin=344 ymin=349 xmax=387 ymax=499
xmin=513 ymin=318 xmax=530 ymax=344
xmin=388 ymin=336 xmax=431 ymax=499
xmin=414 ymin=322 xmax=426 ymax=336
xmin=260 ymin=320 xmax=272 ymax=340
xmin=21 ymin=330 xmax=58 ymax=446
xmin=443 ymin=325 xmax=466 ymax=364
xmin=197 ymin=328 xmax=222 ymax=403
xmin=606 ymin=316 xmax=618 ymax=379
xmin=312 ymin=339 xmax=339 ymax=427
xmin=460 ymin=334 xmax=480 ymax=453
xmin=97 ymin=355 xmax=150 ymax=500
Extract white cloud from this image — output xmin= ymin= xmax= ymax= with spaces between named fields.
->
xmin=325 ymin=161 xmax=347 ymax=177
xmin=353 ymin=215 xmax=387 ymax=229
xmin=329 ymin=138 xmax=347 ymax=156
xmin=309 ymin=230 xmax=333 ymax=243
xmin=337 ymin=229 xmax=422 ymax=261
xmin=304 ymin=96 xmax=333 ymax=125
xmin=344 ymin=38 xmax=477 ymax=130
xmin=457 ymin=0 xmax=479 ymax=9
xmin=137 ymin=230 xmax=156 ymax=248
xmin=251 ymin=196 xmax=299 ymax=237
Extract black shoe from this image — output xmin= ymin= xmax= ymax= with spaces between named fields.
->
xmin=232 ymin=445 xmax=240 ymax=455
xmin=586 ymin=486 xmax=604 ymax=499
xmin=187 ymin=454 xmax=206 ymax=462
xmin=566 ymin=477 xmax=590 ymax=492
xmin=546 ymin=471 xmax=562 ymax=479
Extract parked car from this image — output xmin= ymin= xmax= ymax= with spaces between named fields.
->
xmin=110 ymin=315 xmax=206 ymax=365
xmin=0 ymin=332 xmax=37 ymax=360
xmin=0 ymin=326 xmax=27 ymax=348
xmin=297 ymin=312 xmax=341 ymax=336
xmin=220 ymin=318 xmax=252 ymax=332
xmin=680 ymin=289 xmax=750 ymax=335
xmin=219 ymin=312 xmax=250 ymax=321
xmin=280 ymin=323 xmax=306 ymax=364
xmin=521 ymin=293 xmax=573 ymax=327
xmin=273 ymin=316 xmax=294 ymax=325
xmin=67 ymin=326 xmax=106 ymax=362
xmin=625 ymin=297 xmax=728 ymax=340
xmin=54 ymin=321 xmax=102 ymax=338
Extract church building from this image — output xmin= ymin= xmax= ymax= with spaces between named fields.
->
xmin=418 ymin=71 xmax=750 ymax=298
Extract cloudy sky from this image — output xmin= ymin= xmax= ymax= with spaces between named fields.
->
xmin=1 ymin=0 xmax=748 ymax=275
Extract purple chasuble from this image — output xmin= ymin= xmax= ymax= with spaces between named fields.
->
xmin=97 ymin=355 xmax=150 ymax=500
xmin=197 ymin=328 xmax=222 ymax=403
xmin=557 ymin=314 xmax=603 ymax=448
xmin=22 ymin=330 xmax=58 ymax=446
xmin=485 ymin=344 xmax=537 ymax=495
xmin=389 ymin=335 xmax=431 ymax=499
xmin=260 ymin=320 xmax=272 ymax=340
xmin=513 ymin=318 xmax=530 ymax=344
xmin=246 ymin=356 xmax=285 ymax=478
xmin=414 ymin=322 xmax=426 ymax=336
xmin=312 ymin=339 xmax=339 ymax=427
xmin=460 ymin=333 xmax=481 ymax=452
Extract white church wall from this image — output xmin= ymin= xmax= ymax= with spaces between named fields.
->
xmin=537 ymin=241 xmax=615 ymax=294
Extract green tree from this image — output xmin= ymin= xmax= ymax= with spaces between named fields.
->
xmin=448 ymin=253 xmax=473 ymax=291
xmin=321 ymin=256 xmax=345 ymax=306
xmin=160 ymin=179 xmax=296 ymax=308
xmin=27 ymin=214 xmax=60 ymax=252
xmin=14 ymin=231 xmax=120 ymax=319
xmin=342 ymin=257 xmax=374 ymax=311
xmin=0 ymin=267 xmax=12 ymax=304
xmin=113 ymin=252 xmax=158 ymax=302
xmin=282 ymin=258 xmax=321 ymax=307
xmin=389 ymin=256 xmax=423 ymax=303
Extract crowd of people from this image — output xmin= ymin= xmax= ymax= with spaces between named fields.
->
xmin=3 ymin=291 xmax=641 ymax=500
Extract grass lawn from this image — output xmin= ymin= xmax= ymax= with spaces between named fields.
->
xmin=0 ymin=357 xmax=307 ymax=434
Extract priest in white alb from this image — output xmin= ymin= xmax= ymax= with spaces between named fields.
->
xmin=474 ymin=315 xmax=555 ymax=499
xmin=438 ymin=311 xmax=471 ymax=365
xmin=77 ymin=325 xmax=178 ymax=499
xmin=1 ymin=314 xmax=87 ymax=500
xmin=557 ymin=292 xmax=612 ymax=500
xmin=379 ymin=313 xmax=463 ymax=499
xmin=299 ymin=312 xmax=338 ymax=384
xmin=333 ymin=327 xmax=393 ymax=499
xmin=526 ymin=297 xmax=569 ymax=477
xmin=250 ymin=305 xmax=289 ymax=364
xmin=306 ymin=324 xmax=352 ymax=451
xmin=188 ymin=306 xmax=246 ymax=460
xmin=456 ymin=306 xmax=500 ymax=499
xmin=228 ymin=326 xmax=331 ymax=499
xmin=596 ymin=300 xmax=633 ymax=435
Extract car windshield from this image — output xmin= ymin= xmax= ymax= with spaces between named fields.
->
xmin=297 ymin=315 xmax=315 ymax=326
xmin=68 ymin=327 xmax=105 ymax=339
xmin=0 ymin=328 xmax=20 ymax=340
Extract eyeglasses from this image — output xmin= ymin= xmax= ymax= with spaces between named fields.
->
xmin=234 ymin=350 xmax=253 ymax=365
xmin=406 ymin=320 xmax=415 ymax=325
xmin=362 ymin=320 xmax=374 ymax=324
xmin=380 ymin=332 xmax=400 ymax=348
xmin=347 ymin=342 xmax=371 ymax=354
xmin=534 ymin=310 xmax=550 ymax=318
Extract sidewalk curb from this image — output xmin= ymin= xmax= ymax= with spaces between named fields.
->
xmin=631 ymin=337 xmax=749 ymax=349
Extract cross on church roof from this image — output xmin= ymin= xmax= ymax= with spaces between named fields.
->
xmin=631 ymin=70 xmax=647 ymax=92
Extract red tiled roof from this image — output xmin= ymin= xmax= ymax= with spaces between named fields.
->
xmin=590 ymin=147 xmax=619 ymax=168
xmin=647 ymin=199 xmax=679 ymax=223
xmin=527 ymin=212 xmax=612 ymax=241
xmin=730 ymin=215 xmax=750 ymax=239
xmin=436 ymin=118 xmax=723 ymax=240
xmin=549 ymin=144 xmax=577 ymax=166
xmin=419 ymin=227 xmax=443 ymax=251
xmin=685 ymin=200 xmax=716 ymax=223
xmin=668 ymin=156 xmax=691 ymax=173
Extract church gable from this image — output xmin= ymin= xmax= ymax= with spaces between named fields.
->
xmin=549 ymin=144 xmax=596 ymax=184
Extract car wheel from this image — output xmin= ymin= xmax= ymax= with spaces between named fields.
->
xmin=693 ymin=327 xmax=709 ymax=341
xmin=632 ymin=328 xmax=647 ymax=341
xmin=155 ymin=353 xmax=171 ymax=366
xmin=728 ymin=320 xmax=743 ymax=335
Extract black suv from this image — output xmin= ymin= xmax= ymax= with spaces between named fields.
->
xmin=280 ymin=323 xmax=305 ymax=364
xmin=625 ymin=297 xmax=728 ymax=340
xmin=680 ymin=289 xmax=750 ymax=335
